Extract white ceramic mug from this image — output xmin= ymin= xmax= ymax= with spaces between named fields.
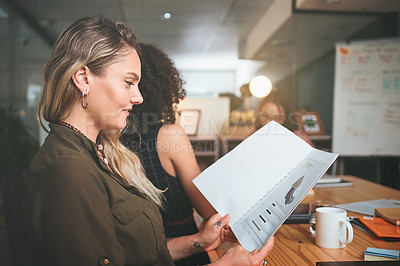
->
xmin=309 ymin=207 xmax=353 ymax=249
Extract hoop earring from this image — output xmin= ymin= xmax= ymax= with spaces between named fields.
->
xmin=81 ymin=89 xmax=88 ymax=109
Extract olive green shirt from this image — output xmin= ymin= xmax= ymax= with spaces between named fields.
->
xmin=20 ymin=123 xmax=174 ymax=266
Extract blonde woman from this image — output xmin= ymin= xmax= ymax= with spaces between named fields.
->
xmin=20 ymin=17 xmax=274 ymax=266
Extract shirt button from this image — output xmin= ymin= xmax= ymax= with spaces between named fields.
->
xmin=103 ymin=258 xmax=110 ymax=265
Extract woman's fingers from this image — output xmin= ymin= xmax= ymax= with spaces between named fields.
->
xmin=209 ymin=213 xmax=222 ymax=222
xmin=208 ymin=213 xmax=230 ymax=231
xmin=216 ymin=237 xmax=274 ymax=266
xmin=249 ymin=249 xmax=259 ymax=255
xmin=222 ymin=224 xmax=238 ymax=243
xmin=224 ymin=235 xmax=238 ymax=243
xmin=251 ymin=237 xmax=274 ymax=263
xmin=216 ymin=214 xmax=231 ymax=229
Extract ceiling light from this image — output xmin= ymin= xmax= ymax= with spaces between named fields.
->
xmin=163 ymin=12 xmax=171 ymax=20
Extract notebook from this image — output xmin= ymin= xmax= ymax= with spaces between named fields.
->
xmin=314 ymin=179 xmax=353 ymax=188
xmin=358 ymin=216 xmax=400 ymax=238
xmin=375 ymin=208 xmax=400 ymax=226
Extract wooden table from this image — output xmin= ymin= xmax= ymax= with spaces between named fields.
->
xmin=208 ymin=175 xmax=400 ymax=265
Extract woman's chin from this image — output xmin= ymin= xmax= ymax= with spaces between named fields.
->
xmin=101 ymin=121 xmax=127 ymax=132
xmin=117 ymin=118 xmax=128 ymax=130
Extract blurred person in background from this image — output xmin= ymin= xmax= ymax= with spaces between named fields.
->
xmin=254 ymin=89 xmax=314 ymax=146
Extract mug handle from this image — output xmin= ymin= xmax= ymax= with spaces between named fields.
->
xmin=309 ymin=217 xmax=316 ymax=236
xmin=339 ymin=219 xmax=353 ymax=244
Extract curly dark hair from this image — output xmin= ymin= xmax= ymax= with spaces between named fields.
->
xmin=127 ymin=43 xmax=186 ymax=133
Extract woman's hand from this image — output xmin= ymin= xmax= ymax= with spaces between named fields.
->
xmin=167 ymin=212 xmax=274 ymax=264
xmin=166 ymin=213 xmax=234 ymax=260
xmin=196 ymin=213 xmax=232 ymax=251
xmin=212 ymin=236 xmax=275 ymax=266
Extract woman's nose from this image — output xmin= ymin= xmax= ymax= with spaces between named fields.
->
xmin=130 ymin=88 xmax=143 ymax=104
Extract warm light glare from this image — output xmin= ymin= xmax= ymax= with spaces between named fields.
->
xmin=249 ymin=75 xmax=272 ymax=98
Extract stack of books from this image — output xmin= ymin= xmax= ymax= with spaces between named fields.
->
xmin=364 ymin=247 xmax=399 ymax=261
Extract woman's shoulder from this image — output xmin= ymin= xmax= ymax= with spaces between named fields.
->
xmin=27 ymin=151 xmax=96 ymax=181
xmin=25 ymin=135 xmax=101 ymax=187
xmin=159 ymin=123 xmax=185 ymax=133
xmin=158 ymin=123 xmax=188 ymax=142
xmin=37 ymin=133 xmax=90 ymax=161
xmin=21 ymin=157 xmax=107 ymax=207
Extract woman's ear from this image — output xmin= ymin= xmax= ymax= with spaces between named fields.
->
xmin=72 ymin=66 xmax=90 ymax=94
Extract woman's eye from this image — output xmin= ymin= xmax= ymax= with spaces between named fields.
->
xmin=126 ymin=80 xmax=134 ymax=86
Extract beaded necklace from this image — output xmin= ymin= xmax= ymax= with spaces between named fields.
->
xmin=56 ymin=121 xmax=109 ymax=165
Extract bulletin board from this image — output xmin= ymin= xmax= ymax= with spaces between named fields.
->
xmin=332 ymin=38 xmax=400 ymax=156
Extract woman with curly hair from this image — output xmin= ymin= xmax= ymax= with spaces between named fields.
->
xmin=121 ymin=43 xmax=218 ymax=265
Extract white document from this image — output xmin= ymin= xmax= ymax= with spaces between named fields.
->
xmin=336 ymin=199 xmax=400 ymax=216
xmin=193 ymin=121 xmax=338 ymax=251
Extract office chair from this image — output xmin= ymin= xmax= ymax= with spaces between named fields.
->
xmin=2 ymin=165 xmax=41 ymax=266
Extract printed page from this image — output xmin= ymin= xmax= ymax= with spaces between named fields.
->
xmin=193 ymin=121 xmax=314 ymax=225
xmin=231 ymin=149 xmax=338 ymax=251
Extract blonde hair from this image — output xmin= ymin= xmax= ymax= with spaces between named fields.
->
xmin=37 ymin=17 xmax=163 ymax=206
